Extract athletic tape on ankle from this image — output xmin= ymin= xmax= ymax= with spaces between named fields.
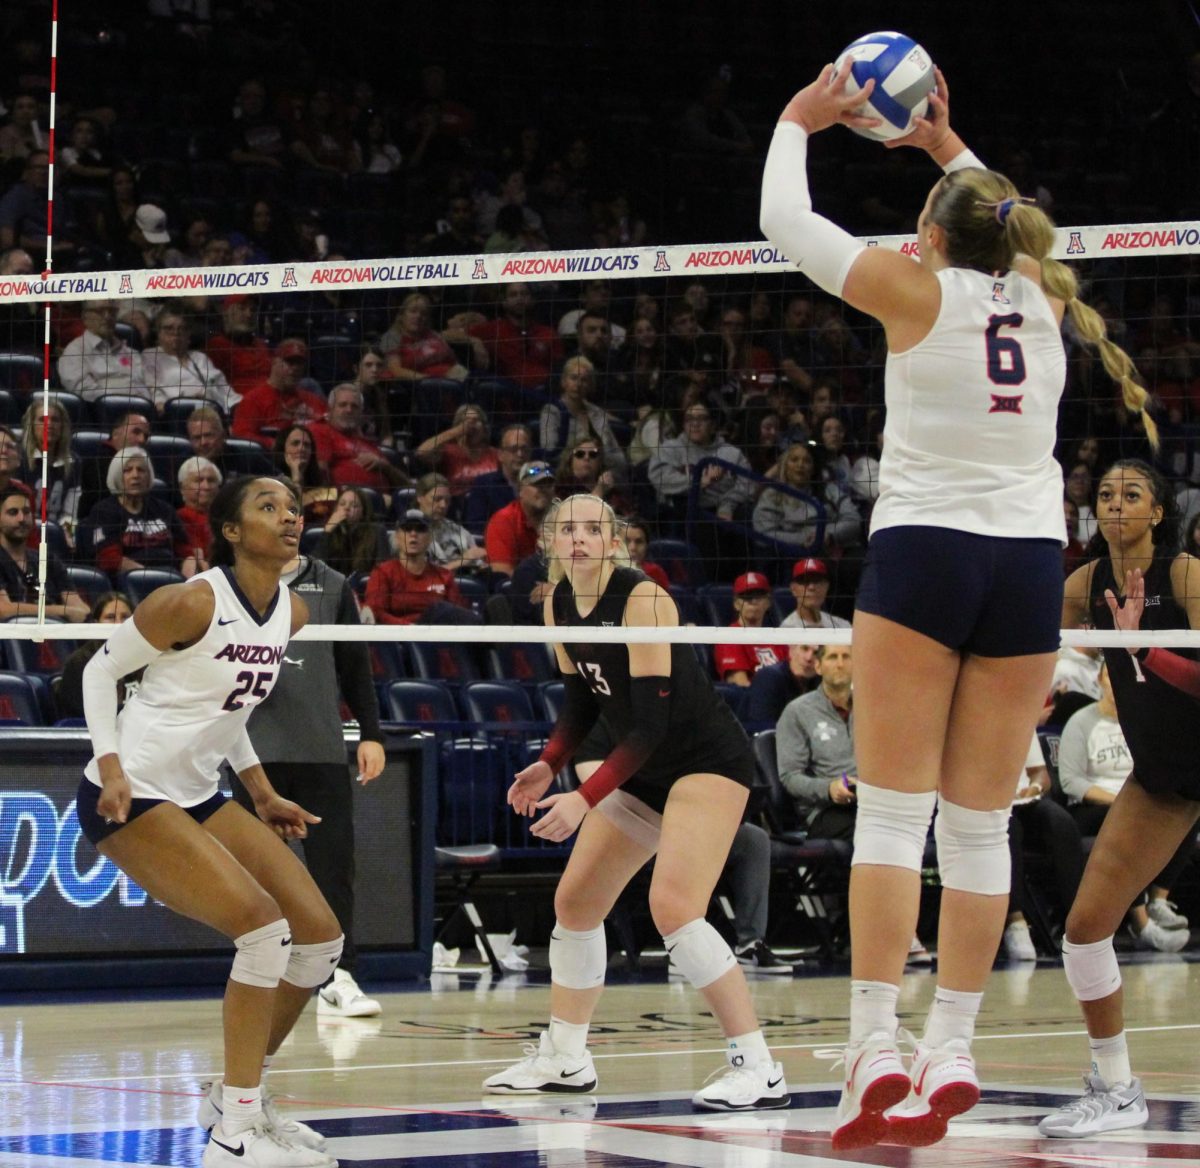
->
xmin=851 ymin=783 xmax=937 ymax=871
xmin=285 ymin=935 xmax=344 ymax=988
xmin=662 ymin=918 xmax=736 ymax=989
xmin=1063 ymin=935 xmax=1121 ymax=1001
xmin=230 ymin=919 xmax=292 ymax=988
xmin=934 ymin=797 xmax=1012 ymax=894
xmin=548 ymin=922 xmax=606 ymax=990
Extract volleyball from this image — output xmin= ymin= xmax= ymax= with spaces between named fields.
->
xmin=832 ymin=30 xmax=936 ymax=142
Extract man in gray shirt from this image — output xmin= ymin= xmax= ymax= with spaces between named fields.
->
xmin=776 ymin=643 xmax=857 ymax=839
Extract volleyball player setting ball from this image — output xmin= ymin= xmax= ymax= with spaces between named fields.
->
xmin=1038 ymin=462 xmax=1199 ymax=1137
xmin=482 ymin=492 xmax=788 ymax=1111
xmin=78 ymin=476 xmax=343 ymax=1168
xmin=760 ymin=53 xmax=1152 ymax=1149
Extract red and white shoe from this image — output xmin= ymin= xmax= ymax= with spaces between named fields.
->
xmin=830 ymin=1033 xmax=911 ymax=1151
xmin=885 ymin=1038 xmax=980 ymax=1146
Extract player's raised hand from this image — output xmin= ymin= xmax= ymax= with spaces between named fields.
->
xmin=778 ymin=60 xmax=881 ymax=135
xmin=886 ymin=66 xmax=951 ymax=150
xmin=1105 ymin=567 xmax=1146 ymax=633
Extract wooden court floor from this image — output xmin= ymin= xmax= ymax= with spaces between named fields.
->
xmin=1 ymin=953 xmax=1198 ymax=1167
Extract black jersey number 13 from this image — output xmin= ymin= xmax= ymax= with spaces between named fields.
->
xmin=578 ymin=661 xmax=611 ymax=696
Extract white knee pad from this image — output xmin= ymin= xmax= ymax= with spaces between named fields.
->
xmin=934 ymin=797 xmax=1011 ymax=894
xmin=285 ymin=935 xmax=344 ymax=988
xmin=231 ymin=919 xmax=292 ymax=988
xmin=549 ymin=923 xmax=606 ymax=990
xmin=1063 ymin=935 xmax=1122 ymax=1002
xmin=852 ymin=783 xmax=937 ymax=872
xmin=662 ymin=919 xmax=736 ymax=989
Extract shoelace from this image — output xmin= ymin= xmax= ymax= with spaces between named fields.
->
xmin=814 ymin=1028 xmax=916 ymax=1086
xmin=696 ymin=1060 xmax=767 ymax=1094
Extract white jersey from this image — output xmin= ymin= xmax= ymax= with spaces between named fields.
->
xmin=871 ymin=267 xmax=1066 ymax=542
xmin=84 ymin=566 xmax=292 ymax=806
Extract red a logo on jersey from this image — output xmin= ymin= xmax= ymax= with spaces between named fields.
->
xmin=989 ymin=394 xmax=1024 ymax=414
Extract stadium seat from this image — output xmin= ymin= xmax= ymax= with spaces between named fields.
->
xmin=462 ymin=680 xmax=536 ymax=725
xmin=698 ymin=583 xmax=735 ymax=627
xmin=119 ymin=568 xmax=186 ymax=604
xmin=66 ymin=564 xmax=111 ymax=605
xmin=0 ymin=618 xmax=76 ymax=675
xmin=667 ymin=584 xmax=700 ymax=624
xmin=366 ymin=640 xmax=406 ymax=683
xmin=0 ymin=389 xmax=15 ymax=426
xmin=39 ymin=521 xmax=71 ymax=562
xmin=646 ymin=539 xmax=706 ymax=588
xmin=0 ymin=353 xmax=44 ymax=395
xmin=773 ymin=587 xmax=796 ymax=624
xmin=71 ymin=430 xmax=109 ymax=462
xmin=96 ymin=395 xmax=154 ymax=429
xmin=486 ymin=642 xmax=555 ymax=685
xmin=408 ymin=641 xmax=480 ymax=685
xmin=298 ymin=525 xmax=325 ymax=556
xmin=384 ymin=679 xmax=457 ymax=724
xmin=45 ymin=390 xmax=85 ymax=425
xmin=0 ymin=671 xmax=43 ymax=724
xmin=147 ymin=434 xmax=194 ymax=466
xmin=410 ymin=378 xmax=464 ymax=444
xmin=713 ymin=681 xmax=746 ymax=720
xmin=223 ymin=437 xmax=275 ymax=473
xmin=454 ymin=576 xmax=488 ymax=618
xmin=112 ymin=322 xmax=143 ymax=352
xmin=536 ymin=679 xmax=565 ymax=721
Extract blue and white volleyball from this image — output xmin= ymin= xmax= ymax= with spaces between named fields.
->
xmin=832 ymin=31 xmax=935 ymax=142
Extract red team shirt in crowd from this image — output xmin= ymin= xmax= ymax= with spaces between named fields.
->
xmin=306 ymin=419 xmax=393 ymax=491
xmin=206 ymin=334 xmax=273 ymax=396
xmin=390 ymin=331 xmax=460 ymax=378
xmin=438 ymin=443 xmax=500 ymax=496
xmin=231 ymin=382 xmax=328 ymax=445
xmin=484 ymin=499 xmax=539 ymax=567
xmin=467 ymin=318 xmax=562 ymax=388
xmin=713 ymin=627 xmax=788 ymax=681
xmin=364 ymin=560 xmax=466 ymax=624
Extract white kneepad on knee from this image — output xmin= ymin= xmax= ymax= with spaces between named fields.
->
xmin=934 ymin=797 xmax=1011 ymax=894
xmin=231 ymin=919 xmax=293 ymax=988
xmin=852 ymin=783 xmax=937 ymax=872
xmin=549 ymin=923 xmax=606 ymax=990
xmin=286 ymin=935 xmax=345 ymax=988
xmin=662 ymin=919 xmax=735 ymax=989
xmin=1063 ymin=936 xmax=1121 ymax=1001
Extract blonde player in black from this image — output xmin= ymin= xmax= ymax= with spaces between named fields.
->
xmin=482 ymin=492 xmax=788 ymax=1111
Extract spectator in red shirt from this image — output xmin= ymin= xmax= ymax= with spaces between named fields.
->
xmin=362 ymin=508 xmax=479 ymax=625
xmin=714 ymin=571 xmax=788 ymax=686
xmin=621 ymin=515 xmax=671 ymax=591
xmin=485 ymin=459 xmax=556 ymax=576
xmin=414 ymin=403 xmax=500 ymax=498
xmin=379 ymin=292 xmax=485 ymax=383
xmin=468 ymin=282 xmax=562 ymax=389
xmin=206 ymin=295 xmax=273 ymax=396
xmin=175 ymin=455 xmax=221 ymax=568
xmin=231 ymin=338 xmax=327 ymax=446
xmin=308 ymin=383 xmax=409 ymax=495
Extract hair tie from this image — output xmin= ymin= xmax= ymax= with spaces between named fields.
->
xmin=995 ymin=198 xmax=1016 ymax=225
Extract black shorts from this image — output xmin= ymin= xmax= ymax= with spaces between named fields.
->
xmin=856 ymin=525 xmax=1063 ymax=657
xmin=1129 ymin=767 xmax=1200 ymax=804
xmin=575 ymin=714 xmax=755 ymax=815
xmin=76 ymin=776 xmax=228 ymax=845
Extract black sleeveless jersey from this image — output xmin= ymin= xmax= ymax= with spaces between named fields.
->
xmin=551 ymin=566 xmax=752 ymax=787
xmin=1090 ymin=554 xmax=1200 ymax=793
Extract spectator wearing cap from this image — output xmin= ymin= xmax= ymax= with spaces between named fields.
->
xmin=744 ymin=643 xmax=821 ymax=724
xmin=780 ymin=558 xmax=850 ymax=630
xmin=484 ymin=460 xmax=556 ymax=577
xmin=57 ymin=300 xmax=150 ymax=404
xmin=207 ymin=296 xmax=273 ymax=396
xmin=143 ymin=308 xmax=240 ymax=415
xmin=116 ymin=203 xmax=186 ymax=270
xmin=362 ymin=509 xmax=479 ymax=626
xmin=307 ymin=383 xmax=409 ymax=495
xmin=714 ymin=571 xmax=788 ymax=687
xmin=231 ymin=338 xmax=327 ymax=446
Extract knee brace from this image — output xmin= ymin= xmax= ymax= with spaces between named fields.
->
xmin=285 ymin=935 xmax=344 ymax=988
xmin=549 ymin=923 xmax=607 ymax=990
xmin=230 ymin=919 xmax=292 ymax=988
xmin=663 ymin=919 xmax=735 ymax=989
xmin=1063 ymin=935 xmax=1122 ymax=1002
xmin=934 ymin=798 xmax=1011 ymax=894
xmin=852 ymin=783 xmax=937 ymax=872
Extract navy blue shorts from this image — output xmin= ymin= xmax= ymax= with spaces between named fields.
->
xmin=856 ymin=526 xmax=1063 ymax=657
xmin=76 ymin=776 xmax=228 ymax=845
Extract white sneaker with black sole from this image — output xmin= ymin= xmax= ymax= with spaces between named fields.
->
xmin=198 ymin=1081 xmax=329 ymax=1152
xmin=1038 ymin=1074 xmax=1148 ymax=1137
xmin=735 ymin=941 xmax=794 ymax=975
xmin=692 ymin=1057 xmax=790 ymax=1111
xmin=482 ymin=1031 xmax=597 ymax=1094
xmin=1133 ymin=919 xmax=1189 ymax=953
xmin=202 ymin=1118 xmax=337 ymax=1168
xmin=317 ymin=969 xmax=382 ymax=1017
xmin=1146 ymin=899 xmax=1189 ymax=930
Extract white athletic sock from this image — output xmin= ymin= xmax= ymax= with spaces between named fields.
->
xmin=726 ymin=1028 xmax=771 ymax=1067
xmin=923 ymin=986 xmax=983 ymax=1048
xmin=220 ymin=1085 xmax=262 ymax=1136
xmin=849 ymin=980 xmax=899 ymax=1044
xmin=1089 ymin=1032 xmax=1132 ymax=1087
xmin=548 ymin=1016 xmax=590 ymax=1058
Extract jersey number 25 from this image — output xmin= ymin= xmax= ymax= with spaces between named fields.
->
xmin=985 ymin=313 xmax=1026 ymax=386
xmin=223 ymin=669 xmax=274 ymax=711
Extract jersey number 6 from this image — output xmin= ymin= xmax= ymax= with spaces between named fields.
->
xmin=985 ymin=313 xmax=1026 ymax=386
xmin=223 ymin=670 xmax=274 ymax=711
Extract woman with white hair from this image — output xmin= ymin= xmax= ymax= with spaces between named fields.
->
xmin=82 ymin=446 xmax=198 ymax=578
xmin=177 ymin=455 xmax=223 ymax=567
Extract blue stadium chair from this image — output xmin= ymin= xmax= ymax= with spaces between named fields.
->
xmin=536 ymin=679 xmax=565 ymax=721
xmin=437 ymin=737 xmax=504 ymax=848
xmin=667 ymin=584 xmax=700 ymax=625
xmin=454 ymin=576 xmax=489 ymax=618
xmin=299 ymin=525 xmax=325 ymax=556
xmin=112 ymin=322 xmax=143 ymax=351
xmin=1 ymin=618 xmax=76 ymax=675
xmin=223 ymin=438 xmax=275 ymax=474
xmin=713 ymin=681 xmax=747 ymax=721
xmin=0 ymin=671 xmax=43 ymax=724
xmin=65 ymin=564 xmax=111 ymax=605
xmin=408 ymin=641 xmax=480 ymax=685
xmin=646 ymin=538 xmax=706 ymax=588
xmin=0 ymin=388 xmax=17 ymax=426
xmin=96 ymin=395 xmax=155 ymax=429
xmin=39 ymin=521 xmax=71 ymax=562
xmin=119 ymin=568 xmax=186 ymax=605
xmin=45 ymin=390 xmax=85 ymax=426
xmin=366 ymin=641 xmax=406 ymax=684
xmin=147 ymin=434 xmax=194 ymax=468
xmin=699 ymin=583 xmax=735 ymax=627
xmin=773 ymin=587 xmax=796 ymax=624
xmin=410 ymin=379 xmax=464 ymax=444
xmin=462 ymin=680 xmax=536 ymax=725
xmin=71 ymin=430 xmax=109 ymax=461
xmin=384 ymin=679 xmax=458 ymax=724
xmin=486 ymin=642 xmax=555 ymax=685
xmin=387 ymin=488 xmax=417 ymax=521
xmin=0 ymin=353 xmax=44 ymax=395
xmin=162 ymin=397 xmax=223 ymax=436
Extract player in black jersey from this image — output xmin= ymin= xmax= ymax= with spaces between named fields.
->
xmin=1040 ymin=460 xmax=1200 ymax=1139
xmin=482 ymin=493 xmax=788 ymax=1111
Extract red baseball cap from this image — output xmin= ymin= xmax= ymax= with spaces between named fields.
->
xmin=275 ymin=338 xmax=309 ymax=360
xmin=733 ymin=571 xmax=771 ymax=596
xmin=224 ymin=293 xmax=254 ymax=307
xmin=792 ymin=557 xmax=828 ymax=580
